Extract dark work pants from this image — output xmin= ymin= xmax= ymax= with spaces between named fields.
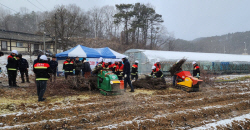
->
xmin=8 ymin=70 xmax=17 ymax=86
xmin=20 ymin=70 xmax=29 ymax=82
xmin=75 ymin=70 xmax=81 ymax=75
xmin=124 ymin=74 xmax=134 ymax=91
xmin=173 ymin=75 xmax=177 ymax=86
xmin=36 ymin=80 xmax=47 ymax=101
xmin=65 ymin=72 xmax=73 ymax=79
xmin=49 ymin=72 xmax=56 ymax=82
xmin=82 ymin=70 xmax=85 ymax=77
xmin=131 ymin=74 xmax=138 ymax=80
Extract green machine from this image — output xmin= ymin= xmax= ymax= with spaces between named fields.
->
xmin=97 ymin=70 xmax=124 ymax=95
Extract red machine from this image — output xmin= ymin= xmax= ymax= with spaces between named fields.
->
xmin=175 ymin=71 xmax=203 ymax=92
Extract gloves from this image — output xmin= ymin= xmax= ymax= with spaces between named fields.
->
xmin=196 ymin=73 xmax=200 ymax=77
xmin=124 ymin=74 xmax=127 ymax=78
xmin=73 ymin=70 xmax=75 ymax=74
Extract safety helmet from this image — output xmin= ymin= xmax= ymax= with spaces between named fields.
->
xmin=156 ymin=59 xmax=160 ymax=63
xmin=12 ymin=50 xmax=18 ymax=55
xmin=135 ymin=60 xmax=139 ymax=63
xmin=40 ymin=55 xmax=47 ymax=61
xmin=98 ymin=57 xmax=103 ymax=62
xmin=152 ymin=66 xmax=156 ymax=69
xmin=192 ymin=61 xmax=196 ymax=65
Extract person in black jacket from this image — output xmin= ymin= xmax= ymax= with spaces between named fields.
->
xmin=18 ymin=54 xmax=30 ymax=83
xmin=81 ymin=58 xmax=91 ymax=78
xmin=63 ymin=57 xmax=74 ymax=79
xmin=33 ymin=55 xmax=41 ymax=67
xmin=192 ymin=61 xmax=200 ymax=79
xmin=122 ymin=57 xmax=134 ymax=92
xmin=150 ymin=66 xmax=164 ymax=78
xmin=33 ymin=55 xmax=52 ymax=102
xmin=131 ymin=60 xmax=139 ymax=81
xmin=48 ymin=56 xmax=58 ymax=82
xmin=6 ymin=50 xmax=19 ymax=87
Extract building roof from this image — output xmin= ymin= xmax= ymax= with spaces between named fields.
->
xmin=125 ymin=49 xmax=250 ymax=62
xmin=0 ymin=29 xmax=53 ymax=43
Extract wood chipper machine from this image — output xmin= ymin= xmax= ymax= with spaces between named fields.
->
xmin=175 ymin=71 xmax=203 ymax=92
xmin=97 ymin=69 xmax=124 ymax=95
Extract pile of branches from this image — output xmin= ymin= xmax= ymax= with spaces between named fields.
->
xmin=132 ymin=75 xmax=167 ymax=90
xmin=169 ymin=58 xmax=187 ymax=76
xmin=67 ymin=75 xmax=98 ymax=91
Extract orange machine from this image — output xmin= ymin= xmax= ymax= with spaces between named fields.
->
xmin=175 ymin=71 xmax=203 ymax=92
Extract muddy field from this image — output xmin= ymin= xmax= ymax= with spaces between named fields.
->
xmin=1 ymin=75 xmax=250 ymax=130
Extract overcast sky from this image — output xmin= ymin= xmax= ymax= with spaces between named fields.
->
xmin=1 ymin=0 xmax=250 ymax=40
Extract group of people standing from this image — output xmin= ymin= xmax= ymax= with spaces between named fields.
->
xmin=62 ymin=56 xmax=91 ymax=79
xmin=0 ymin=50 xmax=201 ymax=101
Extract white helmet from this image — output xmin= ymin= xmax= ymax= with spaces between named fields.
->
xmin=98 ymin=57 xmax=103 ymax=62
xmin=135 ymin=60 xmax=139 ymax=63
xmin=156 ymin=59 xmax=160 ymax=63
xmin=192 ymin=61 xmax=196 ymax=65
xmin=118 ymin=59 xmax=123 ymax=62
xmin=152 ymin=66 xmax=156 ymax=69
xmin=12 ymin=50 xmax=18 ymax=55
xmin=105 ymin=59 xmax=110 ymax=63
xmin=40 ymin=55 xmax=47 ymax=60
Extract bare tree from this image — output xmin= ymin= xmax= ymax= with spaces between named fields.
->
xmin=40 ymin=4 xmax=87 ymax=51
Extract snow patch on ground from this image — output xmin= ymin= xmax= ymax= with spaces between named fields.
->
xmin=191 ymin=113 xmax=250 ymax=130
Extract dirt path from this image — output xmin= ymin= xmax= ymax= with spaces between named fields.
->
xmin=1 ymin=77 xmax=250 ymax=129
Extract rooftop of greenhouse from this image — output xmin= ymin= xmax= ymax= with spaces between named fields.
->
xmin=125 ymin=49 xmax=250 ymax=63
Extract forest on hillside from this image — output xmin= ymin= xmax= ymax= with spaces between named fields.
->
xmin=0 ymin=3 xmax=174 ymax=52
xmin=165 ymin=31 xmax=250 ymax=55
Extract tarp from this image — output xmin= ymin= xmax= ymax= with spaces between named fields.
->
xmin=94 ymin=47 xmax=126 ymax=59
xmin=56 ymin=45 xmax=101 ymax=58
xmin=56 ymin=45 xmax=126 ymax=59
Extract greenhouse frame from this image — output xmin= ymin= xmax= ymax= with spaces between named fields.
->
xmin=124 ymin=49 xmax=250 ymax=75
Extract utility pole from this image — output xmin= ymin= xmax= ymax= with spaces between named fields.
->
xmin=43 ymin=32 xmax=46 ymax=54
xmin=54 ymin=13 xmax=57 ymax=54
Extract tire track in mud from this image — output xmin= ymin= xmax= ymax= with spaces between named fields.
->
xmin=1 ymin=83 xmax=250 ymax=129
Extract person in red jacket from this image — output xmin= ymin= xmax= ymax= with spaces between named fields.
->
xmin=192 ymin=61 xmax=200 ymax=79
xmin=111 ymin=60 xmax=118 ymax=73
xmin=131 ymin=60 xmax=139 ymax=81
xmin=115 ymin=59 xmax=124 ymax=80
xmin=154 ymin=59 xmax=161 ymax=70
xmin=6 ymin=50 xmax=19 ymax=87
xmin=33 ymin=55 xmax=52 ymax=102
xmin=63 ymin=57 xmax=74 ymax=79
xmin=102 ymin=59 xmax=110 ymax=69
xmin=150 ymin=66 xmax=163 ymax=78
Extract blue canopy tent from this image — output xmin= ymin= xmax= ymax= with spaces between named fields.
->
xmin=56 ymin=45 xmax=101 ymax=60
xmin=56 ymin=45 xmax=126 ymax=59
xmin=94 ymin=47 xmax=126 ymax=59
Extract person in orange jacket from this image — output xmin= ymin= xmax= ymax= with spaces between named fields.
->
xmin=111 ymin=59 xmax=118 ymax=73
xmin=131 ymin=60 xmax=139 ymax=81
xmin=63 ymin=57 xmax=75 ymax=79
xmin=150 ymin=66 xmax=163 ymax=79
xmin=115 ymin=59 xmax=124 ymax=80
xmin=154 ymin=59 xmax=161 ymax=70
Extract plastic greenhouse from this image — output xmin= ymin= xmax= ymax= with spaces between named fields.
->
xmin=124 ymin=49 xmax=250 ymax=75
